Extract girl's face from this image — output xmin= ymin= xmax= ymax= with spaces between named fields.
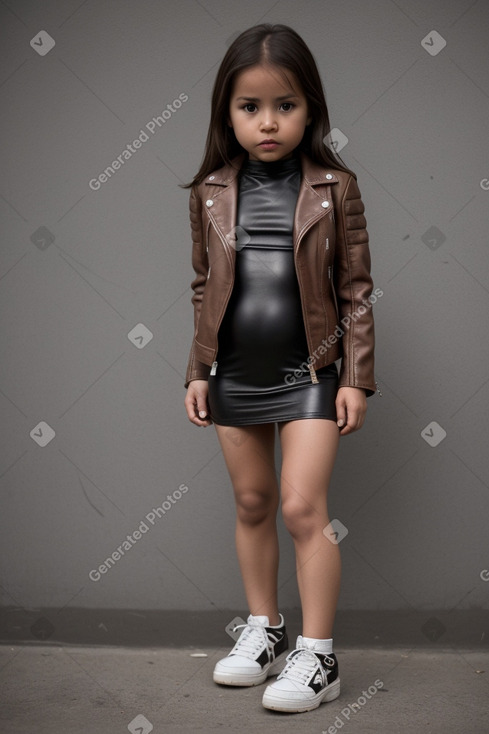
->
xmin=227 ymin=64 xmax=312 ymax=162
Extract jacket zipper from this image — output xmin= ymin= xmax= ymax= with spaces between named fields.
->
xmin=205 ymin=192 xmax=372 ymax=391
xmin=309 ymin=364 xmax=319 ymax=384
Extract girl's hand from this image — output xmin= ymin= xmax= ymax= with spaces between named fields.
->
xmin=335 ymin=386 xmax=367 ymax=435
xmin=184 ymin=379 xmax=213 ymax=427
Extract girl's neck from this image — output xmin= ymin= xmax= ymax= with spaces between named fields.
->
xmin=243 ymin=150 xmax=301 ymax=168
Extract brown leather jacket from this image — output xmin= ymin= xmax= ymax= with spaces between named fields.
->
xmin=185 ymin=150 xmax=378 ymax=396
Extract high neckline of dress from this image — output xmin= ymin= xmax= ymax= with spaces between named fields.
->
xmin=242 ymin=152 xmax=301 ymax=177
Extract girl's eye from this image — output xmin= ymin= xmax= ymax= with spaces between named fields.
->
xmin=240 ymin=102 xmax=295 ymax=113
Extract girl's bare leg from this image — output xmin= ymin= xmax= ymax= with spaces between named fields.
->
xmin=214 ymin=422 xmax=281 ymax=625
xmin=277 ymin=418 xmax=340 ymax=639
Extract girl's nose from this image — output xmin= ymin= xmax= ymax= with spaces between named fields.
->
xmin=260 ymin=115 xmax=278 ymax=131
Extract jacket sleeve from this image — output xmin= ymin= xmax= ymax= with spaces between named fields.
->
xmin=333 ymin=174 xmax=376 ymax=396
xmin=184 ymin=184 xmax=212 ymax=388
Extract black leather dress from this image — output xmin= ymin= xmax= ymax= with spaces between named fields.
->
xmin=207 ymin=153 xmax=338 ymax=426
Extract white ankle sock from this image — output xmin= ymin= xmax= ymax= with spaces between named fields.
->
xmin=301 ymin=636 xmax=333 ymax=654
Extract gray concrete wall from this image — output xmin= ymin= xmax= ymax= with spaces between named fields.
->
xmin=1 ymin=0 xmax=488 ymax=630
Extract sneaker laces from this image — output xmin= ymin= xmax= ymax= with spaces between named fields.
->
xmin=277 ymin=648 xmax=332 ymax=686
xmin=230 ymin=620 xmax=273 ymax=661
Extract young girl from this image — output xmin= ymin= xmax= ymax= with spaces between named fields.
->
xmin=182 ymin=23 xmax=376 ymax=714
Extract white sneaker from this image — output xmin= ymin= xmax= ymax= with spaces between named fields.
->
xmin=262 ymin=635 xmax=340 ymax=712
xmin=213 ymin=613 xmax=288 ymax=686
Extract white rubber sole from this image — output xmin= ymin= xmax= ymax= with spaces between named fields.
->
xmin=262 ymin=677 xmax=341 ymax=712
xmin=213 ymin=650 xmax=288 ymax=687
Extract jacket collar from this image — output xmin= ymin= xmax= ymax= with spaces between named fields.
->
xmin=201 ymin=150 xmax=339 ymax=253
xmin=203 ymin=150 xmax=339 ymax=187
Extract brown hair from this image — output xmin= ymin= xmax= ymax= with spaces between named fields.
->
xmin=180 ymin=23 xmax=355 ymax=189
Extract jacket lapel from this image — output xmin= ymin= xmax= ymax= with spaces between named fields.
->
xmin=203 ymin=154 xmax=244 ymax=266
xmin=294 ymin=152 xmax=338 ymax=246
xmin=203 ymin=150 xmax=339 ymax=257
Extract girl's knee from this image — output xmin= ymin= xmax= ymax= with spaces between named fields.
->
xmin=281 ymin=496 xmax=319 ymax=540
xmin=235 ymin=486 xmax=277 ymax=525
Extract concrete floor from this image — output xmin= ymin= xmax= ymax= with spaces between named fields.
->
xmin=1 ymin=643 xmax=488 ymax=734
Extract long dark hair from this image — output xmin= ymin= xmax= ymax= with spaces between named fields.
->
xmin=180 ymin=23 xmax=354 ymax=189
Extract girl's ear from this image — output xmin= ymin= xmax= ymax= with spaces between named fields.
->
xmin=306 ymin=115 xmax=312 ymax=126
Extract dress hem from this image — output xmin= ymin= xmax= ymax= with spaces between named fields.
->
xmin=211 ymin=413 xmax=338 ymax=427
